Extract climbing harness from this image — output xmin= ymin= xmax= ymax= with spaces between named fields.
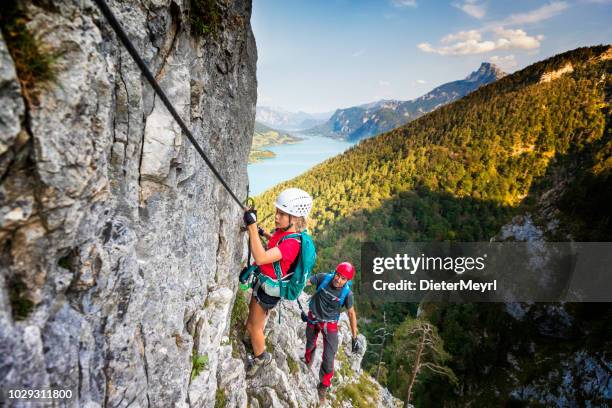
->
xmin=93 ymin=0 xmax=246 ymax=209
xmin=297 ymin=300 xmax=338 ymax=335
xmin=239 ymin=231 xmax=316 ymax=300
xmin=239 ymin=229 xmax=316 ymax=323
xmin=242 ymin=186 xmax=254 ymax=290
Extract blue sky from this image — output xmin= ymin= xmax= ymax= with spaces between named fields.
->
xmin=252 ymin=0 xmax=611 ymax=113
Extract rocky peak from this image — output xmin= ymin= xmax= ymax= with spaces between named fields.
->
xmin=465 ymin=62 xmax=506 ymax=83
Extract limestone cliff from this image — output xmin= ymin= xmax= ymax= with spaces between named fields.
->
xmin=1 ymin=0 xmax=256 ymax=406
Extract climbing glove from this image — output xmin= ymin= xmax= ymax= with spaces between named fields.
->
xmin=351 ymin=337 xmax=362 ymax=353
xmin=243 ymin=209 xmax=257 ymax=226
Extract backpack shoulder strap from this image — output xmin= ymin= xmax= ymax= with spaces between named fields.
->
xmin=338 ymin=281 xmax=352 ymax=306
xmin=316 ymin=273 xmax=335 ymax=294
xmin=277 ymin=233 xmax=301 ymax=245
xmin=273 ymin=233 xmax=302 ymax=281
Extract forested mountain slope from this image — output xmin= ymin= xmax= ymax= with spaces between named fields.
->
xmin=255 ymin=45 xmax=611 ymax=406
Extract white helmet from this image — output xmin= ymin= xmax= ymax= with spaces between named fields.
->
xmin=275 ymin=188 xmax=313 ymax=217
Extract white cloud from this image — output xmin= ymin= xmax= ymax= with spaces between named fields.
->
xmin=441 ymin=30 xmax=482 ymax=44
xmin=489 ymin=54 xmax=517 ymax=70
xmin=352 ymin=49 xmax=365 ymax=57
xmin=379 ymin=80 xmax=391 ymax=86
xmin=416 ymin=79 xmax=427 ymax=84
xmin=391 ymin=0 xmax=417 ymax=8
xmin=418 ymin=1 xmax=566 ymax=57
xmin=417 ymin=0 xmax=572 ymax=55
xmin=418 ymin=40 xmax=494 ymax=55
xmin=500 ymin=1 xmax=569 ymax=26
xmin=418 ymin=27 xmax=542 ymax=55
xmin=453 ymin=0 xmax=486 ymax=19
xmin=492 ymin=27 xmax=543 ymax=50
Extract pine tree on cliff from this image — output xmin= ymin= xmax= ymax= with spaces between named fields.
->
xmin=392 ymin=318 xmax=457 ymax=406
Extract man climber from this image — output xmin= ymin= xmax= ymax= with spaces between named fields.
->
xmin=302 ymin=262 xmax=362 ymax=403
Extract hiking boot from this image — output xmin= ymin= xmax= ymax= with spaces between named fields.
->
xmin=317 ymin=383 xmax=328 ymax=403
xmin=246 ymin=351 xmax=272 ymax=376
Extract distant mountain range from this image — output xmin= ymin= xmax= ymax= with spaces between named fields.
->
xmin=306 ymin=62 xmax=506 ymax=141
xmin=255 ymin=107 xmax=332 ymax=131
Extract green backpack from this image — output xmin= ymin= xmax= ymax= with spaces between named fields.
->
xmin=240 ymin=230 xmax=317 ymax=301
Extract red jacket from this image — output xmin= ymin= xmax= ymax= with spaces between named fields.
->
xmin=258 ymin=229 xmax=301 ymax=279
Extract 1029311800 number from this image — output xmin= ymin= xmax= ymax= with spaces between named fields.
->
xmin=6 ymin=388 xmax=73 ymax=400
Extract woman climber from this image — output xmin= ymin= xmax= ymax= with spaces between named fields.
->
xmin=242 ymin=187 xmax=313 ymax=376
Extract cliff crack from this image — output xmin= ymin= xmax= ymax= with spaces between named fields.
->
xmin=117 ymin=51 xmax=130 ymax=151
xmin=137 ymin=93 xmax=154 ymax=192
xmin=138 ymin=323 xmax=152 ymax=407
xmin=154 ymin=3 xmax=181 ymax=82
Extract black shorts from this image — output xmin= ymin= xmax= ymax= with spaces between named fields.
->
xmin=254 ymin=285 xmax=280 ymax=311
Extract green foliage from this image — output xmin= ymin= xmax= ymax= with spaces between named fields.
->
xmin=0 ymin=0 xmax=60 ymax=102
xmin=415 ymin=302 xmax=612 ymax=407
xmin=286 ymin=355 xmax=299 ymax=375
xmin=335 ymin=347 xmax=353 ymax=379
xmin=387 ymin=317 xmax=457 ymax=404
xmin=230 ymin=289 xmax=249 ymax=358
xmin=57 ymin=256 xmax=70 ymax=269
xmin=191 ymin=352 xmax=209 ymax=380
xmin=265 ymin=333 xmax=273 ymax=351
xmin=214 ymin=388 xmax=227 ymax=408
xmin=8 ymin=276 xmax=34 ymax=320
xmin=189 ymin=0 xmax=221 ymax=37
xmin=332 ymin=374 xmax=380 ymax=408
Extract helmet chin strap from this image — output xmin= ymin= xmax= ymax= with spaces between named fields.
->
xmin=282 ymin=215 xmax=293 ymax=232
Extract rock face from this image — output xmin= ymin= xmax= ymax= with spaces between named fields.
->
xmin=539 ymin=63 xmax=574 ymax=83
xmin=0 ymin=0 xmax=256 ymax=406
xmin=227 ymin=292 xmax=403 ymax=408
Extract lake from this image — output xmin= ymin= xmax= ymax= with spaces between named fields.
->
xmin=247 ymin=134 xmax=354 ymax=196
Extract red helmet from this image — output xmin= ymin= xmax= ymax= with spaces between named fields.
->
xmin=335 ymin=262 xmax=355 ymax=280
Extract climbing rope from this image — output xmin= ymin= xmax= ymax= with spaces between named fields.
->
xmin=93 ymin=0 xmax=246 ymax=209
xmin=246 ymin=185 xmax=253 ymax=262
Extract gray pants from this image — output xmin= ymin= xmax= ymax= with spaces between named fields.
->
xmin=304 ymin=312 xmax=338 ymax=387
